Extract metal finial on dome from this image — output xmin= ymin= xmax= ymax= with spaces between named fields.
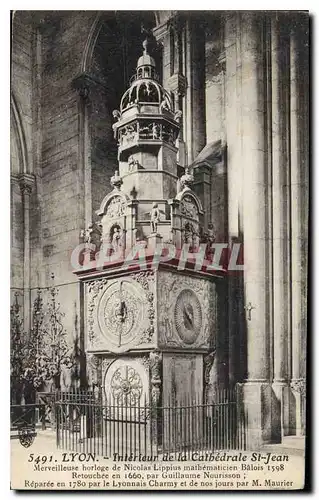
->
xmin=136 ymin=38 xmax=156 ymax=73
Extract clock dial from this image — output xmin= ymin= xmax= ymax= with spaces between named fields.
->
xmin=97 ymin=279 xmax=146 ymax=351
xmin=174 ymin=289 xmax=202 ymax=344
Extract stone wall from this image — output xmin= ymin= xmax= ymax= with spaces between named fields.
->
xmin=11 ymin=11 xmax=34 ymax=299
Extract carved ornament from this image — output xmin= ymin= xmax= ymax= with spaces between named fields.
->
xmin=181 ymin=195 xmax=199 ymax=220
xmin=291 ymin=378 xmax=306 ymax=396
xmin=157 ymin=272 xmax=215 ymax=349
xmin=105 ymin=195 xmax=127 ymax=219
xmin=86 ymin=272 xmax=155 ymax=352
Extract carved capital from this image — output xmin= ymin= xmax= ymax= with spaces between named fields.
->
xmin=72 ymin=72 xmax=107 ymax=100
xmin=291 ymin=378 xmax=306 ymax=396
xmin=153 ymin=22 xmax=169 ymax=43
xmin=18 ymin=173 xmax=35 ymax=195
xmin=72 ymin=73 xmax=91 ymax=99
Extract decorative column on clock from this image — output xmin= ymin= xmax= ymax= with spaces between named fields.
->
xmin=150 ymin=350 xmax=162 ymax=448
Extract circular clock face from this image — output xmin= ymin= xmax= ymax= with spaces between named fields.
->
xmin=174 ymin=289 xmax=202 ymax=344
xmin=97 ymin=279 xmax=146 ymax=351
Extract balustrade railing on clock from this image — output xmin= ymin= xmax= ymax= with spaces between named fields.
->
xmin=55 ymin=387 xmax=246 ymax=457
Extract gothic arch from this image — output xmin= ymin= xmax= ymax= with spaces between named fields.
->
xmin=80 ymin=12 xmax=104 ymax=74
xmin=10 ymin=92 xmax=28 ymax=175
xmin=81 ymin=11 xmax=158 ymax=78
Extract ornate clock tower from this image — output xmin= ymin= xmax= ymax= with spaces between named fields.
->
xmin=75 ymin=39 xmax=224 ymax=412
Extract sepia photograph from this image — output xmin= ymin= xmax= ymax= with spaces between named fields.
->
xmin=10 ymin=8 xmax=309 ymax=491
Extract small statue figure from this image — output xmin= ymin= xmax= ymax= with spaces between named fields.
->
xmin=150 ymin=202 xmax=160 ymax=234
xmin=111 ymin=226 xmax=122 ymax=252
xmin=174 ymin=110 xmax=182 ymax=123
xmin=112 ymin=110 xmax=120 ymax=139
xmin=128 ymin=155 xmax=135 ymax=171
xmin=110 ymin=170 xmax=123 ymax=190
xmin=179 ymin=166 xmax=194 ymax=191
xmin=80 ymin=222 xmax=102 ymax=249
xmin=152 ymin=122 xmax=160 ymax=139
xmin=80 ymin=224 xmax=93 ymax=244
xmin=60 ymin=358 xmax=74 ymax=391
xmin=207 ymin=223 xmax=216 ymax=244
xmin=128 ymin=155 xmax=141 ymax=171
xmin=184 ymin=222 xmax=194 ymax=245
xmin=159 ymin=94 xmax=171 ymax=112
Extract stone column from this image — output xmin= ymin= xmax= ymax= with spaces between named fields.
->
xmin=271 ymin=17 xmax=290 ymax=437
xmin=290 ymin=20 xmax=308 ymax=436
xmin=153 ymin=22 xmax=172 ymax=90
xmin=184 ymin=18 xmax=206 ymax=164
xmin=240 ymin=13 xmax=272 ymax=447
xmin=18 ymin=173 xmax=35 ymax=333
xmin=225 ymin=13 xmax=245 ymax=387
xmin=72 ymin=73 xmax=92 ymax=229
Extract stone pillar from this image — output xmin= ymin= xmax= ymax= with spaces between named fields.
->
xmin=225 ymin=13 xmax=245 ymax=387
xmin=240 ymin=13 xmax=272 ymax=447
xmin=18 ymin=173 xmax=35 ymax=333
xmin=153 ymin=21 xmax=173 ymax=90
xmin=72 ymin=73 xmax=92 ymax=229
xmin=290 ymin=20 xmax=308 ymax=436
xmin=155 ymin=17 xmax=187 ymax=168
xmin=184 ymin=18 xmax=206 ymax=164
xmin=271 ymin=17 xmax=290 ymax=436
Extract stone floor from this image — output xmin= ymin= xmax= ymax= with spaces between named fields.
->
xmin=261 ymin=436 xmax=305 ymax=456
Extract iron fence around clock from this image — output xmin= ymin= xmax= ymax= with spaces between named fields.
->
xmin=55 ymin=387 xmax=246 ymax=457
xmin=56 ymin=391 xmax=152 ymax=458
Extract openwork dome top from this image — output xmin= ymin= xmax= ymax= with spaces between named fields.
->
xmin=120 ymin=39 xmax=173 ymax=113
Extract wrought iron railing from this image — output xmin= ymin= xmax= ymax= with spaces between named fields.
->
xmin=55 ymin=388 xmax=246 ymax=458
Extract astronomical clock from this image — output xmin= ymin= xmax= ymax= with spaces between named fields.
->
xmin=76 ymin=40 xmax=221 ymax=409
xmin=82 ymin=267 xmax=218 ymax=407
